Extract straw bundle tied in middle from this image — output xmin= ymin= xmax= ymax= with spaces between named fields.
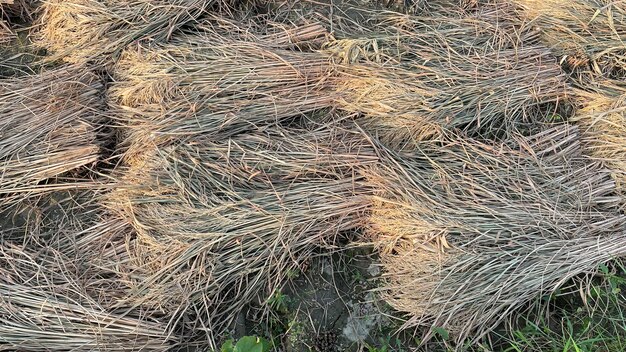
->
xmin=368 ymin=125 xmax=626 ymax=343
xmin=110 ymin=22 xmax=333 ymax=153
xmin=105 ymin=123 xmax=377 ymax=343
xmin=0 ymin=66 xmax=105 ymax=201
xmin=324 ymin=9 xmax=570 ymax=147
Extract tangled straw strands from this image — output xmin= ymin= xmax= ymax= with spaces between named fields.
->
xmin=110 ymin=24 xmax=333 ymax=151
xmin=0 ymin=242 xmax=176 ymax=351
xmin=105 ymin=123 xmax=376 ymax=345
xmin=36 ymin=0 xmax=232 ymax=64
xmin=0 ymin=0 xmax=36 ymax=20
xmin=512 ymin=0 xmax=626 ymax=79
xmin=0 ymin=189 xmax=179 ymax=350
xmin=571 ymin=90 xmax=626 ymax=200
xmin=366 ymin=125 xmax=626 ymax=344
xmin=0 ymin=19 xmax=11 ymax=45
xmin=0 ymin=66 xmax=104 ymax=200
xmin=323 ymin=10 xmax=569 ymax=147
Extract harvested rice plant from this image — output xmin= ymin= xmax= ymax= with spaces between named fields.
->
xmin=0 ymin=0 xmax=625 ymax=351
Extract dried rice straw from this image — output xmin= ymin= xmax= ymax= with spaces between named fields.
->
xmin=512 ymin=0 xmax=626 ymax=79
xmin=110 ymin=22 xmax=333 ymax=153
xmin=367 ymin=125 xmax=626 ymax=344
xmin=36 ymin=0 xmax=234 ymax=64
xmin=571 ymin=88 xmax=626 ymax=204
xmin=323 ymin=9 xmax=569 ymax=148
xmin=0 ymin=242 xmax=176 ymax=351
xmin=0 ymin=66 xmax=104 ymax=202
xmin=105 ymin=123 xmax=376 ymax=347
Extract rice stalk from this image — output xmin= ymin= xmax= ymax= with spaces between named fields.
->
xmin=110 ymin=23 xmax=333 ymax=152
xmin=571 ymin=89 xmax=626 ymax=202
xmin=0 ymin=66 xmax=105 ymax=201
xmin=36 ymin=0 xmax=240 ymax=64
xmin=104 ymin=123 xmax=376 ymax=347
xmin=323 ymin=10 xmax=569 ymax=148
xmin=367 ymin=125 xmax=626 ymax=345
xmin=0 ymin=242 xmax=176 ymax=351
xmin=0 ymin=19 xmax=11 ymax=45
xmin=512 ymin=0 xmax=626 ymax=79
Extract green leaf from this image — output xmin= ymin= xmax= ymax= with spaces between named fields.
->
xmin=234 ymin=336 xmax=270 ymax=352
xmin=599 ymin=263 xmax=609 ymax=275
xmin=220 ymin=339 xmax=235 ymax=352
xmin=433 ymin=327 xmax=450 ymax=341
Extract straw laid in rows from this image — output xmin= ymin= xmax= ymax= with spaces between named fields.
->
xmin=367 ymin=125 xmax=626 ymax=344
xmin=0 ymin=66 xmax=104 ymax=200
xmin=323 ymin=9 xmax=569 ymax=148
xmin=110 ymin=22 xmax=332 ymax=153
xmin=512 ymin=0 xmax=626 ymax=79
xmin=36 ymin=0 xmax=239 ymax=64
xmin=105 ymin=123 xmax=376 ymax=347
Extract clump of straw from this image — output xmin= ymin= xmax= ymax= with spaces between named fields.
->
xmin=323 ymin=10 xmax=569 ymax=148
xmin=36 ymin=0 xmax=239 ymax=64
xmin=512 ymin=0 xmax=626 ymax=79
xmin=367 ymin=125 xmax=626 ymax=344
xmin=110 ymin=23 xmax=333 ymax=152
xmin=0 ymin=242 xmax=176 ymax=351
xmin=0 ymin=19 xmax=11 ymax=45
xmin=571 ymin=90 xmax=626 ymax=202
xmin=104 ymin=123 xmax=376 ymax=347
xmin=0 ymin=66 xmax=104 ymax=201
xmin=0 ymin=186 xmax=182 ymax=350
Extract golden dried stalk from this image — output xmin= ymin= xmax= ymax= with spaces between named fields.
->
xmin=324 ymin=10 xmax=568 ymax=148
xmin=36 ymin=0 xmax=227 ymax=64
xmin=110 ymin=23 xmax=333 ymax=152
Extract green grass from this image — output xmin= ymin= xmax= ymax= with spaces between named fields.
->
xmin=497 ymin=261 xmax=626 ymax=352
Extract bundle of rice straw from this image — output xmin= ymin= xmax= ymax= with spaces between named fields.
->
xmin=110 ymin=22 xmax=332 ymax=153
xmin=0 ymin=187 xmax=180 ymax=350
xmin=512 ymin=0 xmax=626 ymax=79
xmin=367 ymin=125 xmax=626 ymax=344
xmin=105 ymin=123 xmax=376 ymax=346
xmin=571 ymin=88 xmax=626 ymax=203
xmin=0 ymin=66 xmax=104 ymax=201
xmin=0 ymin=243 xmax=176 ymax=351
xmin=323 ymin=9 xmax=570 ymax=148
xmin=36 ymin=0 xmax=252 ymax=64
